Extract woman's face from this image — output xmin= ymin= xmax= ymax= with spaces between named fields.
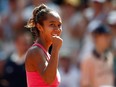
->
xmin=39 ymin=11 xmax=62 ymax=43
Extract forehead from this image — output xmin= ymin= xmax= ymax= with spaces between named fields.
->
xmin=46 ymin=11 xmax=62 ymax=23
xmin=96 ymin=33 xmax=111 ymax=37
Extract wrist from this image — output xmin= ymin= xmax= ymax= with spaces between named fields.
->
xmin=52 ymin=46 xmax=59 ymax=52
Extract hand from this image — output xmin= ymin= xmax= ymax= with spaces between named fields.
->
xmin=52 ymin=35 xmax=63 ymax=51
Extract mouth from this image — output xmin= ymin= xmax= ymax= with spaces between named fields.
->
xmin=52 ymin=33 xmax=60 ymax=36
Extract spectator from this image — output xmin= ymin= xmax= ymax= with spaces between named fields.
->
xmin=60 ymin=0 xmax=81 ymax=61
xmin=79 ymin=0 xmax=110 ymax=61
xmin=1 ymin=0 xmax=23 ymax=41
xmin=0 ymin=0 xmax=25 ymax=56
xmin=81 ymin=24 xmax=114 ymax=87
xmin=59 ymin=51 xmax=80 ymax=87
xmin=0 ymin=52 xmax=9 ymax=87
xmin=4 ymin=31 xmax=32 ymax=87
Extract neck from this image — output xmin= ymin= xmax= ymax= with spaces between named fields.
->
xmin=35 ymin=38 xmax=51 ymax=51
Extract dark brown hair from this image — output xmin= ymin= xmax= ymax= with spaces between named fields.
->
xmin=25 ymin=4 xmax=52 ymax=40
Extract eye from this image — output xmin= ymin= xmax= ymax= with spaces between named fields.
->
xmin=58 ymin=24 xmax=62 ymax=28
xmin=50 ymin=24 xmax=55 ymax=27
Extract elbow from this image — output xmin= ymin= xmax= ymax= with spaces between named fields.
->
xmin=46 ymin=79 xmax=55 ymax=85
xmin=43 ymin=75 xmax=56 ymax=85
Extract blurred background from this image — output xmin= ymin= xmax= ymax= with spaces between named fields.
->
xmin=0 ymin=0 xmax=116 ymax=87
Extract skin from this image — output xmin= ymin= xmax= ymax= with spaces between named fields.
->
xmin=93 ymin=34 xmax=111 ymax=54
xmin=25 ymin=11 xmax=63 ymax=85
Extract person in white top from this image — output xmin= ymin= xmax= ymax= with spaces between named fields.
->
xmin=59 ymin=52 xmax=81 ymax=87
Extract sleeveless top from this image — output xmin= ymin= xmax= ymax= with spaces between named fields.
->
xmin=26 ymin=43 xmax=61 ymax=87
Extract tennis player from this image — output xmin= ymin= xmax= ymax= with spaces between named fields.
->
xmin=25 ymin=4 xmax=62 ymax=87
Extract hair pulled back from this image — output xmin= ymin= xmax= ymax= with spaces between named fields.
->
xmin=25 ymin=4 xmax=51 ymax=40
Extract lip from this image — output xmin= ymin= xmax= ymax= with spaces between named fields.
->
xmin=52 ymin=33 xmax=60 ymax=36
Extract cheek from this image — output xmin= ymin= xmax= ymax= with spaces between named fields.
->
xmin=96 ymin=37 xmax=106 ymax=45
xmin=106 ymin=38 xmax=111 ymax=46
xmin=44 ymin=27 xmax=53 ymax=39
xmin=103 ymin=36 xmax=111 ymax=42
xmin=101 ymin=38 xmax=107 ymax=44
xmin=102 ymin=37 xmax=111 ymax=46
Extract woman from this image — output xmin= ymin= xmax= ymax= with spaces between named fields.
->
xmin=25 ymin=4 xmax=62 ymax=87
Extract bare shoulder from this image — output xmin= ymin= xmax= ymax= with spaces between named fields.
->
xmin=25 ymin=46 xmax=41 ymax=61
xmin=25 ymin=46 xmax=45 ymax=71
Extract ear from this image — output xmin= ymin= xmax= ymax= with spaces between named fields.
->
xmin=36 ymin=23 xmax=43 ymax=32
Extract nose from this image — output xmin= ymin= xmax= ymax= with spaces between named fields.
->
xmin=57 ymin=28 xmax=62 ymax=32
xmin=53 ymin=27 xmax=62 ymax=36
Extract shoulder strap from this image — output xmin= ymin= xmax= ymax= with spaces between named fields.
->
xmin=32 ymin=43 xmax=50 ymax=61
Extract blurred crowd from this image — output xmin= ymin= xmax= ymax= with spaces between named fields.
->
xmin=0 ymin=0 xmax=116 ymax=87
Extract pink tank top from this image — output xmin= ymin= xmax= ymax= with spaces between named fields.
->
xmin=26 ymin=43 xmax=61 ymax=87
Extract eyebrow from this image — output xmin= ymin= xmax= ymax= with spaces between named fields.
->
xmin=49 ymin=21 xmax=62 ymax=24
xmin=49 ymin=21 xmax=55 ymax=23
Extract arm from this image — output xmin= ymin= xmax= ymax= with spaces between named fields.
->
xmin=25 ymin=36 xmax=62 ymax=85
xmin=42 ymin=36 xmax=62 ymax=84
xmin=42 ymin=46 xmax=59 ymax=84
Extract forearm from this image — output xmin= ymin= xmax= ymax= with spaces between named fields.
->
xmin=42 ymin=47 xmax=59 ymax=84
